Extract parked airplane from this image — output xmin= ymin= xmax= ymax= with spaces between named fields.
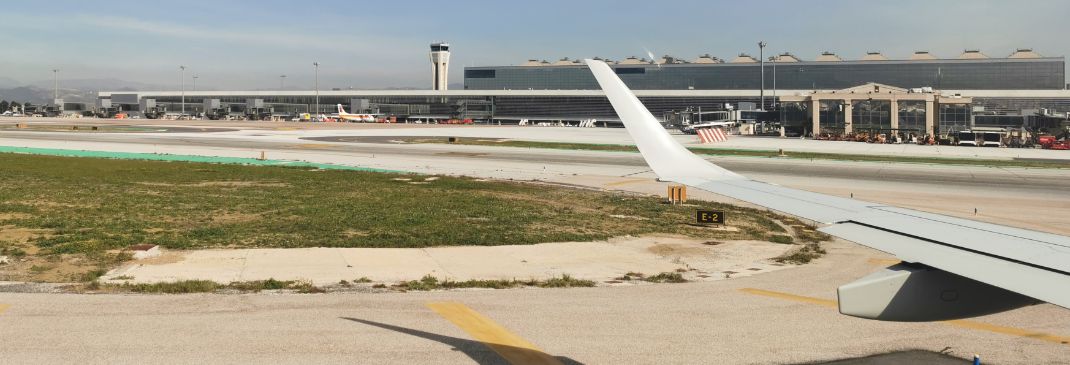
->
xmin=336 ymin=104 xmax=376 ymax=122
xmin=585 ymin=59 xmax=1070 ymax=322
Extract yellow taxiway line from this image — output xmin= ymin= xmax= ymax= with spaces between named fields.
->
xmin=866 ymin=258 xmax=902 ymax=266
xmin=0 ymin=304 xmax=10 ymax=314
xmin=603 ymin=178 xmax=650 ymax=188
xmin=427 ymin=301 xmax=563 ymax=365
xmin=740 ymin=288 xmax=1070 ymax=346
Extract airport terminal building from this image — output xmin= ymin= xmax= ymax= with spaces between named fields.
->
xmin=97 ymin=49 xmax=1069 ymax=137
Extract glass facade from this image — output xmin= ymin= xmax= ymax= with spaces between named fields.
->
xmin=897 ymin=101 xmax=926 ymax=133
xmin=779 ymin=101 xmax=810 ymax=136
xmin=938 ymin=104 xmax=971 ymax=134
xmin=465 ymin=58 xmax=1066 ymax=90
xmin=851 ymin=100 xmax=891 ymax=131
xmin=818 ymin=100 xmax=846 ymax=134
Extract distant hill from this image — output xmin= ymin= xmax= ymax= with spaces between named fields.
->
xmin=25 ymin=78 xmax=167 ymax=92
xmin=0 ymin=77 xmax=21 ymax=88
xmin=0 ymin=86 xmax=97 ymax=104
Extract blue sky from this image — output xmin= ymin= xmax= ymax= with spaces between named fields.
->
xmin=1 ymin=0 xmax=1067 ymax=90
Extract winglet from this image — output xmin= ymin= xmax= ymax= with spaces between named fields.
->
xmin=584 ymin=59 xmax=742 ymax=182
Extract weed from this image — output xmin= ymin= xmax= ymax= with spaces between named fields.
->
xmin=79 ymin=268 xmax=108 ymax=282
xmin=774 ymin=244 xmax=828 ymax=264
xmin=768 ymin=235 xmax=794 ymax=244
xmin=644 ymin=272 xmax=687 ymax=283
xmin=227 ymin=278 xmax=291 ymax=292
xmin=121 ymin=280 xmax=222 ymax=294
xmin=394 ymin=274 xmax=595 ymax=291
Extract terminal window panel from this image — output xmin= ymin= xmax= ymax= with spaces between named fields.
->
xmin=898 ymin=101 xmax=926 ymax=133
xmin=852 ymin=100 xmax=891 ymax=131
xmin=938 ymin=104 xmax=971 ymax=134
xmin=818 ymin=100 xmax=846 ymax=133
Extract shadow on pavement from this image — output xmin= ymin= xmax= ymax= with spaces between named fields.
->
xmin=798 ymin=350 xmax=974 ymax=364
xmin=341 ymin=317 xmax=583 ymax=365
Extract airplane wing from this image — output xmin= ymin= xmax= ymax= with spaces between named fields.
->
xmin=585 ymin=59 xmax=1070 ymax=322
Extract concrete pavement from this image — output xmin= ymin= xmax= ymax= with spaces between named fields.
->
xmin=2 ymin=241 xmax=1068 ymax=364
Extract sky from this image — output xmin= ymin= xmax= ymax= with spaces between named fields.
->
xmin=0 ymin=0 xmax=1067 ymax=90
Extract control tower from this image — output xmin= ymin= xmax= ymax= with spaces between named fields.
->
xmin=429 ymin=42 xmax=450 ymax=90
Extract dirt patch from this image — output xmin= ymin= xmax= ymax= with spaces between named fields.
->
xmin=130 ymin=251 xmax=187 ymax=265
xmin=0 ymin=226 xmax=52 ymax=243
xmin=16 ymin=200 xmax=94 ymax=209
xmin=647 ymin=243 xmax=710 ymax=257
xmin=190 ymin=181 xmax=290 ymax=188
xmin=0 ymin=254 xmax=100 ymax=282
xmin=343 ymin=229 xmax=370 ymax=238
xmin=0 ymin=213 xmax=31 ymax=221
xmin=211 ymin=212 xmax=261 ymax=224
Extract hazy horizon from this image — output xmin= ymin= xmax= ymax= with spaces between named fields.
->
xmin=1 ymin=0 xmax=1067 ymax=91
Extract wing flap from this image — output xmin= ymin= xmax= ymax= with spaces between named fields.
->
xmin=821 ymin=222 xmax=1070 ymax=309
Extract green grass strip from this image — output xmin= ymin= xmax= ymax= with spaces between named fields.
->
xmin=0 ymin=145 xmax=403 ymax=173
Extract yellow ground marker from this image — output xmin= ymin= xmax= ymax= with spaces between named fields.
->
xmin=866 ymin=258 xmax=902 ymax=266
xmin=739 ymin=288 xmax=1070 ymax=346
xmin=427 ymin=301 xmax=563 ymax=365
xmin=603 ymin=178 xmax=649 ymax=187
xmin=0 ymin=304 xmax=10 ymax=314
xmin=292 ymin=143 xmax=333 ymax=149
xmin=739 ymin=288 xmax=837 ymax=308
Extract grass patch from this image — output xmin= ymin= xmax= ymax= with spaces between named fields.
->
xmin=768 ymin=234 xmax=794 ymax=244
xmin=643 ymin=272 xmax=688 ymax=283
xmin=0 ymin=152 xmax=825 ymax=282
xmin=774 ymin=244 xmax=828 ymax=265
xmin=394 ymin=274 xmax=595 ymax=291
xmin=119 ymin=280 xmax=222 ymax=294
xmin=104 ymin=278 xmax=325 ymax=294
xmin=408 ymin=138 xmax=1070 ymax=169
xmin=614 ymin=271 xmax=688 ymax=283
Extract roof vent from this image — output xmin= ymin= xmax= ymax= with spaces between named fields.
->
xmin=693 ymin=54 xmax=723 ymax=64
xmin=773 ymin=52 xmax=801 ymax=62
xmin=958 ymin=50 xmax=989 ymax=59
xmin=860 ymin=51 xmax=888 ymax=61
xmin=1008 ymin=48 xmax=1042 ymax=59
xmin=815 ymin=51 xmax=842 ymax=62
xmin=909 ymin=51 xmax=937 ymax=60
xmin=731 ymin=53 xmax=758 ymax=63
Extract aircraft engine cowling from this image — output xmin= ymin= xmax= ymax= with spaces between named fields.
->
xmin=838 ymin=263 xmax=1039 ymax=322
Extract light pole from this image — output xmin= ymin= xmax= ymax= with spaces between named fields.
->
xmin=280 ymin=75 xmax=287 ymax=90
xmin=312 ymin=62 xmax=320 ymax=116
xmin=768 ymin=56 xmax=777 ymax=108
xmin=192 ymin=75 xmax=198 ymax=92
xmin=52 ymin=69 xmax=59 ymax=102
xmin=758 ymin=41 xmax=767 ymax=110
xmin=179 ymin=65 xmax=186 ymax=116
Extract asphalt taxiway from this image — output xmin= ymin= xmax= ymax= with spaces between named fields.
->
xmin=0 ymin=120 xmax=1068 ymax=364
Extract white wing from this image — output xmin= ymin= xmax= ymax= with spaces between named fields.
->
xmin=586 ymin=59 xmax=1070 ymax=322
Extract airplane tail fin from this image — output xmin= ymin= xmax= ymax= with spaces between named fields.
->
xmin=584 ymin=59 xmax=742 ymax=182
xmin=337 ymin=104 xmax=345 ymax=114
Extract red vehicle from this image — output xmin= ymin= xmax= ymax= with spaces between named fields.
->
xmin=1038 ymin=135 xmax=1056 ymax=148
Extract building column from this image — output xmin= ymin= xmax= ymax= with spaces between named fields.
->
xmin=843 ymin=99 xmax=853 ymax=134
xmin=925 ymin=99 xmax=935 ymax=136
xmin=811 ymin=98 xmax=821 ymax=137
xmin=889 ymin=99 xmax=899 ymax=130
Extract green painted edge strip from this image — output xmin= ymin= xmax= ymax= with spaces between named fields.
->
xmin=0 ymin=145 xmax=406 ymax=173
